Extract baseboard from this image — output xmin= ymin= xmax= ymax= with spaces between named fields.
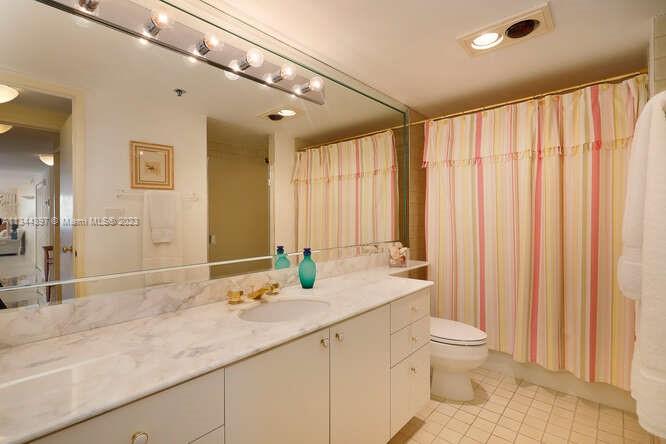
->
xmin=482 ymin=350 xmax=636 ymax=413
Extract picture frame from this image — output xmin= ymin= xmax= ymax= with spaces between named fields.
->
xmin=130 ymin=141 xmax=174 ymax=190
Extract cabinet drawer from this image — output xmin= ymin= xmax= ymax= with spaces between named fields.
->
xmin=411 ymin=315 xmax=430 ymax=351
xmin=34 ymin=369 xmax=225 ymax=444
xmin=390 ymin=289 xmax=429 ymax=333
xmin=390 ymin=324 xmax=412 ymax=367
xmin=391 ymin=316 xmax=429 ymax=367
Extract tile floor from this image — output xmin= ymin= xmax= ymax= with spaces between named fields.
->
xmin=390 ymin=366 xmax=661 ymax=444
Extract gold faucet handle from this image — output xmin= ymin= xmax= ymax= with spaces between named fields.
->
xmin=268 ymin=282 xmax=280 ymax=294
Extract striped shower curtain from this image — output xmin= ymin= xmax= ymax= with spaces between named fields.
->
xmin=294 ymin=130 xmax=398 ymax=253
xmin=424 ymin=75 xmax=648 ymax=389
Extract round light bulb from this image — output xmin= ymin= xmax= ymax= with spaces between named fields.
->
xmin=263 ymin=73 xmax=274 ymax=84
xmin=0 ymin=123 xmax=13 ymax=134
xmin=278 ymin=109 xmax=296 ymax=117
xmin=293 ymin=85 xmax=302 ymax=95
xmin=280 ymin=65 xmax=296 ymax=80
xmin=471 ymin=32 xmax=502 ymax=49
xmin=309 ymin=76 xmax=324 ymax=92
xmin=151 ymin=11 xmax=170 ymax=28
xmin=0 ymin=85 xmax=19 ymax=104
xmin=204 ymin=35 xmax=221 ymax=51
xmin=245 ymin=48 xmax=264 ymax=68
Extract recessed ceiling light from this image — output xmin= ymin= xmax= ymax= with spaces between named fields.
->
xmin=471 ymin=32 xmax=503 ymax=50
xmin=0 ymin=85 xmax=19 ymax=104
xmin=278 ymin=109 xmax=296 ymax=117
xmin=0 ymin=124 xmax=12 ymax=134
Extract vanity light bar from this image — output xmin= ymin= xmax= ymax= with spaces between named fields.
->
xmin=39 ymin=0 xmax=325 ymax=105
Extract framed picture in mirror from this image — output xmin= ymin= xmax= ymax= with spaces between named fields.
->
xmin=130 ymin=141 xmax=174 ymax=190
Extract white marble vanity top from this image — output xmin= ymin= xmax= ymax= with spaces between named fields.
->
xmin=0 ymin=262 xmax=430 ymax=444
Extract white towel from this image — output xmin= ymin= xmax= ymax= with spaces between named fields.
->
xmin=142 ymin=191 xmax=184 ymax=286
xmin=618 ymin=94 xmax=657 ymax=300
xmin=620 ymin=91 xmax=666 ymax=438
xmin=146 ymin=191 xmax=178 ymax=244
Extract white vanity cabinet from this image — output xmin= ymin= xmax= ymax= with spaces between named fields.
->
xmin=225 ymin=305 xmax=391 ymax=444
xmin=224 ymin=330 xmax=331 ymax=444
xmin=33 ymin=368 xmax=225 ymax=444
xmin=29 ymin=288 xmax=430 ymax=444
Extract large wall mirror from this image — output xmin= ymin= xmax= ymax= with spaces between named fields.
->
xmin=0 ymin=0 xmax=408 ymax=309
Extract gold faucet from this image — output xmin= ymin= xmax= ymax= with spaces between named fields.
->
xmin=247 ymin=282 xmax=280 ymax=300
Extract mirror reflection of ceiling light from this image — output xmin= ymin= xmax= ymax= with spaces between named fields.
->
xmin=266 ymin=65 xmax=296 ymax=84
xmin=278 ymin=109 xmax=297 ymax=117
xmin=238 ymin=48 xmax=264 ymax=70
xmin=471 ymin=32 xmax=503 ymax=50
xmin=0 ymin=124 xmax=12 ymax=134
xmin=78 ymin=0 xmax=100 ymax=13
xmin=39 ymin=154 xmax=55 ymax=167
xmin=144 ymin=11 xmax=170 ymax=37
xmin=294 ymin=76 xmax=325 ymax=95
xmin=196 ymin=35 xmax=221 ymax=56
xmin=0 ymin=85 xmax=19 ymax=104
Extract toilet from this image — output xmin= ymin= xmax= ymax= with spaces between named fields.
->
xmin=430 ymin=317 xmax=488 ymax=401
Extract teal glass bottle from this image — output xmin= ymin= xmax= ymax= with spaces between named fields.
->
xmin=298 ymin=248 xmax=317 ymax=289
xmin=274 ymin=245 xmax=291 ymax=270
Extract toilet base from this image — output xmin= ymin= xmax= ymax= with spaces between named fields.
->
xmin=431 ymin=367 xmax=474 ymax=401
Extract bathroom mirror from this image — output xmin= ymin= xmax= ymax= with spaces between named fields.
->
xmin=0 ymin=0 xmax=408 ymax=308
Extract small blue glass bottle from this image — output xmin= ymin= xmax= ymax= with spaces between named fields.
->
xmin=274 ymin=245 xmax=291 ymax=270
xmin=298 ymin=248 xmax=317 ymax=289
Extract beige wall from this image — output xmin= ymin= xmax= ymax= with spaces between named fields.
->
xmin=269 ymin=133 xmax=297 ymax=254
xmin=651 ymin=14 xmax=666 ymax=95
xmin=208 ymin=139 xmax=270 ymax=277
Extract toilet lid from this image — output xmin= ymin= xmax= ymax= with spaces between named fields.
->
xmin=430 ymin=317 xmax=487 ymax=346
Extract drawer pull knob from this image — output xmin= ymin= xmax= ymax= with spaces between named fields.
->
xmin=131 ymin=432 xmax=149 ymax=444
xmin=410 ymin=306 xmax=418 ymax=312
xmin=411 ymin=336 xmax=418 ymax=343
xmin=320 ymin=337 xmax=329 ymax=348
xmin=410 ymin=367 xmax=417 ymax=374
xmin=335 ymin=332 xmax=344 ymax=342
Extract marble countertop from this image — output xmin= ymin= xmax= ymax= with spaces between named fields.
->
xmin=0 ymin=262 xmax=430 ymax=444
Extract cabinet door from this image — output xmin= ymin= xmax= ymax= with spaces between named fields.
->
xmin=225 ymin=329 xmax=330 ymax=444
xmin=331 ymin=305 xmax=390 ymax=444
xmin=409 ymin=344 xmax=430 ymax=415
xmin=390 ymin=356 xmax=412 ymax=437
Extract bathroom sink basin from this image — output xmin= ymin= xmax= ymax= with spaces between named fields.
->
xmin=239 ymin=299 xmax=330 ymax=323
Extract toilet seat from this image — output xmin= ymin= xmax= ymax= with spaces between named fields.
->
xmin=430 ymin=317 xmax=487 ymax=346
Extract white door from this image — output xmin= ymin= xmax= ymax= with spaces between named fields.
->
xmin=330 ymin=305 xmax=390 ymax=444
xmin=225 ymin=329 xmax=330 ymax=444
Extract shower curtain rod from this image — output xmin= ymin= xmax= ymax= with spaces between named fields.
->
xmin=300 ymin=69 xmax=647 ymax=151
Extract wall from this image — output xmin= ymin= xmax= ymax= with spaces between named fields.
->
xmin=651 ymin=14 xmax=666 ymax=95
xmin=208 ymin=139 xmax=270 ymax=277
xmin=82 ymin=90 xmax=208 ymax=293
xmin=269 ymin=132 xmax=297 ymax=253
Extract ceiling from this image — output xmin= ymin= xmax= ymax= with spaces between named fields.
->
xmin=209 ymin=0 xmax=666 ymax=117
